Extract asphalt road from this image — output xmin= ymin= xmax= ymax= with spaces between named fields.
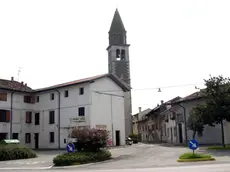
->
xmin=2 ymin=163 xmax=230 ymax=172
xmin=1 ymin=143 xmax=230 ymax=170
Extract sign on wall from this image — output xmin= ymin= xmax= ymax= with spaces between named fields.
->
xmin=96 ymin=125 xmax=107 ymax=130
xmin=71 ymin=117 xmax=86 ymax=122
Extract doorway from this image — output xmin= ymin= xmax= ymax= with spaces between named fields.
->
xmin=178 ymin=123 xmax=183 ymax=144
xmin=115 ymin=130 xmax=120 ymax=146
xmin=34 ymin=133 xmax=39 ymax=149
xmin=170 ymin=128 xmax=173 ymax=143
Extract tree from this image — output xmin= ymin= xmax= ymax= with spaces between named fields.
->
xmin=71 ymin=127 xmax=109 ymax=152
xmin=187 ymin=104 xmax=205 ymax=139
xmin=201 ymin=75 xmax=230 ymax=147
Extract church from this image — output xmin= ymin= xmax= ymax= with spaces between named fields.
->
xmin=0 ymin=9 xmax=132 ymax=149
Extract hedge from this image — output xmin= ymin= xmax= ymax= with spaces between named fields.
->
xmin=53 ymin=150 xmax=111 ymax=166
xmin=0 ymin=144 xmax=37 ymax=161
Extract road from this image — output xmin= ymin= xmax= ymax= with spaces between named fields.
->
xmin=1 ymin=143 xmax=230 ymax=170
xmin=1 ymin=163 xmax=230 ymax=172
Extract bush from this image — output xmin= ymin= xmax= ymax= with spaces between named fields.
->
xmin=53 ymin=150 xmax=111 ymax=166
xmin=0 ymin=140 xmax=6 ymax=146
xmin=71 ymin=128 xmax=109 ymax=152
xmin=0 ymin=144 xmax=36 ymax=161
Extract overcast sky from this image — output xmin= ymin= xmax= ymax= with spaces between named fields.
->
xmin=1 ymin=0 xmax=230 ymax=114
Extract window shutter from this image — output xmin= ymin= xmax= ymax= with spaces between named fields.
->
xmin=31 ymin=96 xmax=35 ymax=103
xmin=26 ymin=112 xmax=29 ymax=123
xmin=6 ymin=111 xmax=10 ymax=122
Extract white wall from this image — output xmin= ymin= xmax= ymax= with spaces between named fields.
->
xmin=164 ymin=100 xmax=223 ymax=145
xmin=90 ymin=77 xmax=126 ymax=146
xmin=0 ymin=76 xmax=127 ymax=149
xmin=32 ymin=83 xmax=91 ymax=149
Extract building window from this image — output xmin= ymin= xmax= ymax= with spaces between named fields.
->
xmin=0 ymin=133 xmax=7 ymax=140
xmin=36 ymin=96 xmax=39 ymax=103
xmin=25 ymin=133 xmax=31 ymax=143
xmin=35 ymin=113 xmax=40 ymax=125
xmin=49 ymin=111 xmax=55 ymax=124
xmin=26 ymin=111 xmax=32 ymax=123
xmin=116 ymin=49 xmax=121 ymax=60
xmin=49 ymin=132 xmax=54 ymax=143
xmin=79 ymin=87 xmax=84 ymax=95
xmin=78 ymin=107 xmax=85 ymax=116
xmin=121 ymin=49 xmax=125 ymax=60
xmin=24 ymin=95 xmax=35 ymax=104
xmin=0 ymin=110 xmax=10 ymax=122
xmin=50 ymin=93 xmax=54 ymax=100
xmin=0 ymin=93 xmax=7 ymax=101
xmin=12 ymin=133 xmax=18 ymax=139
xmin=64 ymin=90 xmax=68 ymax=97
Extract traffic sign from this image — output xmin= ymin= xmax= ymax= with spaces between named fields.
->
xmin=188 ymin=139 xmax=198 ymax=151
xmin=66 ymin=143 xmax=75 ymax=153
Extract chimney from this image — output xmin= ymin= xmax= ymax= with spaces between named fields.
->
xmin=157 ymin=104 xmax=160 ymax=107
xmin=138 ymin=107 xmax=142 ymax=113
xmin=11 ymin=77 xmax=14 ymax=81
xmin=25 ymin=83 xmax=27 ymax=86
xmin=21 ymin=81 xmax=24 ymax=85
xmin=161 ymin=100 xmax=164 ymax=105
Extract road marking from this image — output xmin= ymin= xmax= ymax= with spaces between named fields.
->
xmin=4 ymin=161 xmax=46 ymax=165
xmin=0 ymin=165 xmax=53 ymax=170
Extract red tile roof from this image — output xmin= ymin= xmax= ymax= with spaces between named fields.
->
xmin=174 ymin=91 xmax=203 ymax=103
xmin=0 ymin=79 xmax=32 ymax=92
xmin=35 ymin=74 xmax=108 ymax=91
xmin=0 ymin=74 xmax=130 ymax=93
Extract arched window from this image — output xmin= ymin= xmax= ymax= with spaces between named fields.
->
xmin=116 ymin=49 xmax=120 ymax=60
xmin=121 ymin=49 xmax=125 ymax=60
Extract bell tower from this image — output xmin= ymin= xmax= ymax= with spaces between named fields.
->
xmin=107 ymin=9 xmax=132 ymax=137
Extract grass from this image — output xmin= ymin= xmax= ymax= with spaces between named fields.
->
xmin=207 ymin=145 xmax=230 ymax=150
xmin=177 ymin=152 xmax=215 ymax=162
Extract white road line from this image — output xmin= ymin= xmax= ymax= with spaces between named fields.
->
xmin=0 ymin=165 xmax=53 ymax=170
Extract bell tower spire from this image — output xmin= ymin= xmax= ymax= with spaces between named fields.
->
xmin=107 ymin=9 xmax=130 ymax=86
xmin=107 ymin=8 xmax=132 ymax=138
xmin=109 ymin=9 xmax=127 ymax=45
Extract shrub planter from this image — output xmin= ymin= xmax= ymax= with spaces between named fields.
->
xmin=177 ymin=152 xmax=215 ymax=162
xmin=53 ymin=150 xmax=112 ymax=166
xmin=207 ymin=145 xmax=230 ymax=150
xmin=0 ymin=144 xmax=37 ymax=161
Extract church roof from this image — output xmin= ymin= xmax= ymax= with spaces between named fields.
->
xmin=109 ymin=9 xmax=126 ymax=33
xmin=0 ymin=74 xmax=131 ymax=93
xmin=35 ymin=73 xmax=131 ymax=92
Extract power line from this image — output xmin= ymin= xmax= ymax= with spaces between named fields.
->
xmin=93 ymin=82 xmax=205 ymax=93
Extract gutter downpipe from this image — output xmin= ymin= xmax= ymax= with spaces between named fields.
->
xmin=177 ymin=104 xmax=188 ymax=144
xmin=55 ymin=90 xmax=61 ymax=149
xmin=10 ymin=92 xmax=15 ymax=139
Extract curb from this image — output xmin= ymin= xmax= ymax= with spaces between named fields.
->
xmin=0 ymin=165 xmax=53 ymax=170
xmin=177 ymin=157 xmax=216 ymax=162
